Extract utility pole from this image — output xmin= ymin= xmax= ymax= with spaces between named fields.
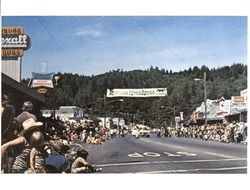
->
xmin=194 ymin=72 xmax=207 ymax=125
xmin=204 ymin=72 xmax=207 ymax=125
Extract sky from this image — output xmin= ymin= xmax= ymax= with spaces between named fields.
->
xmin=2 ymin=16 xmax=247 ymax=78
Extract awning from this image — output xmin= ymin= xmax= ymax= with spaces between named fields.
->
xmin=2 ymin=73 xmax=45 ymax=103
xmin=2 ymin=73 xmax=61 ymax=111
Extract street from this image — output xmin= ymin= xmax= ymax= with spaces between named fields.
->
xmin=82 ymin=134 xmax=247 ymax=174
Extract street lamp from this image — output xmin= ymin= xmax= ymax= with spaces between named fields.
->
xmin=194 ymin=72 xmax=207 ymax=125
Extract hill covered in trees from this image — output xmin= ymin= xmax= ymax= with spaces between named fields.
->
xmin=22 ymin=63 xmax=247 ymax=125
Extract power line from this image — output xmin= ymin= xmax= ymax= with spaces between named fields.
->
xmin=36 ymin=18 xmax=65 ymax=54
xmin=131 ymin=16 xmax=185 ymax=63
xmin=35 ymin=18 xmax=70 ymax=72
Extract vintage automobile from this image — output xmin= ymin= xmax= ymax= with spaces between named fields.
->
xmin=138 ymin=128 xmax=150 ymax=137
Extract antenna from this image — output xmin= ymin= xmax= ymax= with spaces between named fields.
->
xmin=41 ymin=62 xmax=48 ymax=73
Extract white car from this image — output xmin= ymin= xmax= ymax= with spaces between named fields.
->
xmin=139 ymin=129 xmax=150 ymax=137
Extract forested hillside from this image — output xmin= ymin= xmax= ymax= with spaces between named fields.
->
xmin=22 ymin=63 xmax=247 ymax=124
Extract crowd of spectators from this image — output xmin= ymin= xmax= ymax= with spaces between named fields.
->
xmin=1 ymin=95 xmax=109 ymax=173
xmin=1 ymin=94 xmax=247 ymax=173
xmin=163 ymin=122 xmax=247 ymax=144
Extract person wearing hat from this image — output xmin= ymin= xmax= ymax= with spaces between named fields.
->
xmin=1 ymin=118 xmax=43 ymax=173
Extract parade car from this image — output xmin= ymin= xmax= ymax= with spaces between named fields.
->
xmin=132 ymin=127 xmax=139 ymax=136
xmin=132 ymin=125 xmax=150 ymax=138
xmin=138 ymin=128 xmax=150 ymax=137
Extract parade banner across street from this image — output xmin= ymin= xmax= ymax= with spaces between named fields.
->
xmin=106 ymin=88 xmax=167 ymax=97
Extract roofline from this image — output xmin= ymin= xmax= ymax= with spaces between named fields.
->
xmin=2 ymin=73 xmax=45 ymax=103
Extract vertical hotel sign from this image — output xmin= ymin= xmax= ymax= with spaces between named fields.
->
xmin=1 ymin=27 xmax=31 ymax=58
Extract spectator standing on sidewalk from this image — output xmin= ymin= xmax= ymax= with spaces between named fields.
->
xmin=156 ymin=128 xmax=161 ymax=138
xmin=230 ymin=122 xmax=236 ymax=142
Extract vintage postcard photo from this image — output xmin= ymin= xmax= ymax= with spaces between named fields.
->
xmin=1 ymin=1 xmax=249 ymax=190
xmin=1 ymin=15 xmax=247 ymax=175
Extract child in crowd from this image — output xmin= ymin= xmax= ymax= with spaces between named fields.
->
xmin=71 ymin=147 xmax=102 ymax=173
xmin=29 ymin=131 xmax=47 ymax=173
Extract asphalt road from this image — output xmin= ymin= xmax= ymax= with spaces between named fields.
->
xmin=79 ymin=133 xmax=247 ymax=174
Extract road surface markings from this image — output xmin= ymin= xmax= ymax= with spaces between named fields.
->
xmin=143 ymin=152 xmax=161 ymax=157
xmin=128 ymin=151 xmax=196 ymax=158
xmin=151 ymin=158 xmax=246 ymax=164
xmin=140 ymin=138 xmax=185 ymax=149
xmin=204 ymin=151 xmax=238 ymax=159
xmin=163 ymin=152 xmax=181 ymax=157
xmin=133 ymin=166 xmax=247 ymax=174
xmin=128 ymin=152 xmax=144 ymax=157
xmin=98 ymin=161 xmax=150 ymax=167
xmin=176 ymin=151 xmax=197 ymax=156
xmin=98 ymin=158 xmax=247 ymax=167
xmin=139 ymin=139 xmax=245 ymax=159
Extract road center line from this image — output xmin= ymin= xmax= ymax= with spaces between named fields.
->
xmin=98 ymin=161 xmax=150 ymax=167
xmin=140 ymin=138 xmax=185 ymax=149
xmin=132 ymin=166 xmax=247 ymax=174
xmin=139 ymin=139 xmax=243 ymax=159
xmin=204 ymin=151 xmax=237 ymax=159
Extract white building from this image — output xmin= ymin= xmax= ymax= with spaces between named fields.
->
xmin=42 ymin=106 xmax=84 ymax=120
xmin=98 ymin=117 xmax=125 ymax=128
xmin=193 ymin=89 xmax=248 ymax=123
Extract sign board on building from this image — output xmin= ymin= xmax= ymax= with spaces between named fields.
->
xmin=1 ymin=49 xmax=24 ymax=57
xmin=175 ymin=116 xmax=181 ymax=123
xmin=232 ymin=96 xmax=245 ymax=105
xmin=37 ymin=88 xmax=48 ymax=94
xmin=219 ymin=100 xmax=231 ymax=114
xmin=31 ymin=72 xmax=55 ymax=88
xmin=2 ymin=27 xmax=24 ymax=35
xmin=1 ymin=27 xmax=31 ymax=58
xmin=106 ymin=88 xmax=167 ymax=98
